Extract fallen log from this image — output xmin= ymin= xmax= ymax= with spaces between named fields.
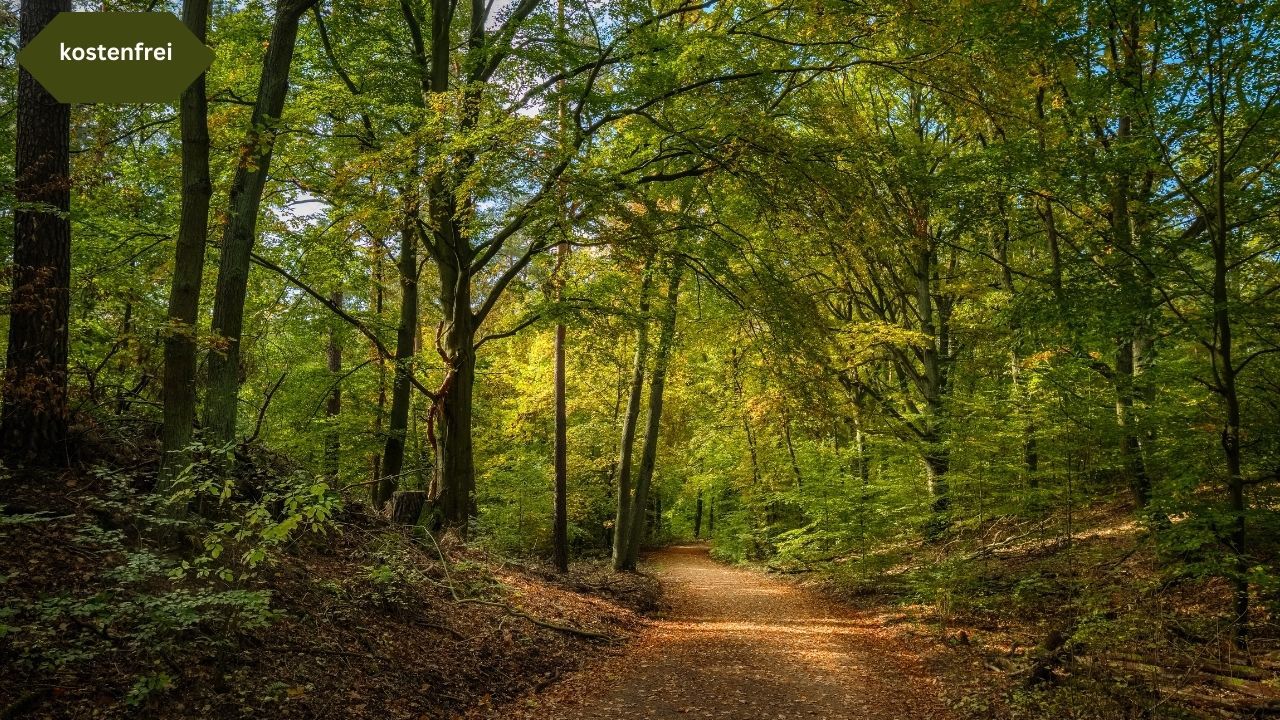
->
xmin=1160 ymin=686 xmax=1280 ymax=715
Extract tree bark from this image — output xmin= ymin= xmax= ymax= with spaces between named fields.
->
xmin=324 ymin=291 xmax=343 ymax=482
xmin=1114 ymin=340 xmax=1152 ymax=507
xmin=389 ymin=489 xmax=427 ymax=525
xmin=611 ymin=264 xmax=654 ymax=570
xmin=2 ymin=0 xmax=72 ymax=465
xmin=915 ymin=242 xmax=951 ymax=535
xmin=730 ymin=348 xmax=761 ymax=485
xmin=204 ymin=0 xmax=317 ymax=449
xmin=1107 ymin=7 xmax=1155 ymax=509
xmin=370 ymin=240 xmax=387 ymax=499
xmin=623 ymin=260 xmax=683 ymax=569
xmin=552 ymin=242 xmax=569 ymax=573
xmin=158 ymin=0 xmax=213 ymax=490
xmin=378 ymin=220 xmax=418 ymax=510
xmin=1209 ymin=87 xmax=1247 ymax=644
xmin=854 ymin=417 xmax=870 ymax=537
xmin=431 ymin=248 xmax=478 ymax=532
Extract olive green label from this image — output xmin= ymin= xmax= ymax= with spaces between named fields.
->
xmin=17 ymin=12 xmax=214 ymax=104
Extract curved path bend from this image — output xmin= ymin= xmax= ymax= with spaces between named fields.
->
xmin=516 ymin=545 xmax=953 ymax=720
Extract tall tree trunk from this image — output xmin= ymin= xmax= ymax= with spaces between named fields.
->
xmin=378 ymin=221 xmax=418 ymax=510
xmin=1209 ymin=92 xmax=1247 ymax=644
xmin=550 ymin=0 xmax=570 ymax=575
xmin=2 ymin=0 xmax=72 ymax=465
xmin=431 ymin=250 xmax=478 ymax=533
xmin=1108 ymin=7 xmax=1155 ymax=509
xmin=324 ymin=291 xmax=343 ymax=482
xmin=611 ymin=264 xmax=654 ymax=571
xmin=552 ymin=242 xmax=569 ymax=573
xmin=857 ymin=421 xmax=871 ymax=537
xmin=204 ymin=0 xmax=317 ymax=449
xmin=623 ymin=260 xmax=683 ymax=570
xmin=915 ymin=242 xmax=951 ymax=534
xmin=730 ymin=348 xmax=761 ymax=485
xmin=1217 ymin=231 xmax=1247 ymax=647
xmin=370 ymin=240 xmax=387 ymax=497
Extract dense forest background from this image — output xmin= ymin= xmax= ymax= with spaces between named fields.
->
xmin=3 ymin=0 xmax=1280 ymax=716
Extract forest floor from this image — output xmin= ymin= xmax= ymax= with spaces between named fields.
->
xmin=498 ymin=544 xmax=955 ymax=720
xmin=0 ymin=470 xmax=660 ymax=719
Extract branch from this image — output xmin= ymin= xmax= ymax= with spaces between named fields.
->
xmin=474 ymin=313 xmax=541 ymax=350
xmin=243 ymin=372 xmax=288 ymax=445
xmin=455 ymin=598 xmax=615 ymax=640
xmin=249 ymin=251 xmax=439 ymax=400
xmin=472 ymin=230 xmax=557 ymax=326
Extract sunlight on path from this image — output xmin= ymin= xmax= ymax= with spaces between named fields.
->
xmin=503 ymin=545 xmax=952 ymax=720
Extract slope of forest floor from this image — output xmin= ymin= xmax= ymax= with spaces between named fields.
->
xmin=0 ymin=467 xmax=659 ymax=719
xmin=781 ymin=496 xmax=1280 ymax=718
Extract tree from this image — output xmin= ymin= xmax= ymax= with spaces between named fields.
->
xmin=3 ymin=0 xmax=71 ymax=465
xmin=552 ymin=240 xmax=569 ymax=573
xmin=621 ymin=257 xmax=683 ymax=570
xmin=158 ymin=0 xmax=213 ymax=490
xmin=204 ymin=0 xmax=319 ymax=450
xmin=612 ymin=261 xmax=653 ymax=570
xmin=376 ymin=217 xmax=419 ymax=510
xmin=1148 ymin=0 xmax=1280 ymax=643
xmin=324 ymin=291 xmax=343 ymax=481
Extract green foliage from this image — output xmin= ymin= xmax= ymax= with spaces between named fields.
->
xmin=161 ymin=445 xmax=343 ymax=581
xmin=126 ymin=672 xmax=174 ymax=707
xmin=6 ymin=0 xmax=1280 ymax=715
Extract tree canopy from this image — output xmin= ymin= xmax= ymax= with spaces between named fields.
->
xmin=3 ymin=0 xmax=1280 ymax=715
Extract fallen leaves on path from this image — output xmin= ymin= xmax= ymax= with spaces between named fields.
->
xmin=490 ymin=545 xmax=953 ymax=720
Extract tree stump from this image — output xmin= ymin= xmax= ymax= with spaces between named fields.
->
xmin=388 ymin=490 xmax=426 ymax=525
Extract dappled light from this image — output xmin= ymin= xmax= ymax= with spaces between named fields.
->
xmin=514 ymin=547 xmax=952 ymax=719
xmin=3 ymin=0 xmax=1279 ymax=716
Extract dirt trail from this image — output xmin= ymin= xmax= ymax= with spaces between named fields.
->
xmin=511 ymin=545 xmax=953 ymax=720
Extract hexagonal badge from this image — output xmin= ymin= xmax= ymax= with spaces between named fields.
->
xmin=17 ymin=12 xmax=215 ymax=104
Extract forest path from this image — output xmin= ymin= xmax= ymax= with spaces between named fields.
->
xmin=511 ymin=544 xmax=953 ymax=720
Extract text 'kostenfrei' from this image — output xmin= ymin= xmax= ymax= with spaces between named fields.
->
xmin=59 ymin=42 xmax=173 ymax=62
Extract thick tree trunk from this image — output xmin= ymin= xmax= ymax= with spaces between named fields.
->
xmin=623 ymin=261 xmax=683 ymax=570
xmin=378 ymin=222 xmax=418 ymax=510
xmin=611 ymin=266 xmax=653 ymax=571
xmin=324 ymin=291 xmax=343 ymax=481
xmin=158 ymin=0 xmax=212 ymax=491
xmin=2 ymin=0 xmax=72 ymax=465
xmin=204 ymin=0 xmax=317 ymax=449
xmin=431 ymin=252 xmax=478 ymax=533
